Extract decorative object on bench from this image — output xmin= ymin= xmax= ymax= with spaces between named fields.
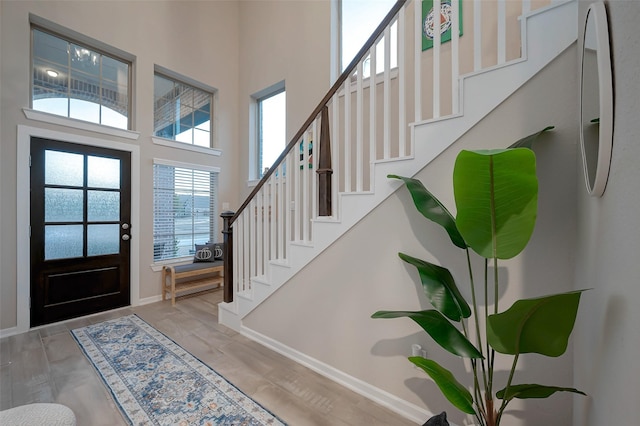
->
xmin=194 ymin=242 xmax=223 ymax=262
xmin=162 ymin=243 xmax=224 ymax=305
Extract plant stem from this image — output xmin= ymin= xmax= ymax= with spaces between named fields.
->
xmin=496 ymin=352 xmax=520 ymax=425
xmin=474 ymin=408 xmax=487 ymax=426
xmin=484 ymin=259 xmax=492 ymax=398
xmin=488 ymin=257 xmax=499 ymax=400
xmin=486 ymin=397 xmax=497 ymax=426
xmin=493 ymin=257 xmax=499 ymax=315
xmin=465 ymin=249 xmax=489 ymax=422
xmin=474 ymin=384 xmax=488 ymax=426
xmin=487 ymin=155 xmax=498 ymax=410
xmin=465 ymin=249 xmax=479 ymax=340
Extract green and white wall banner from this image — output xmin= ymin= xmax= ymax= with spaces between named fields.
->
xmin=422 ymin=0 xmax=463 ymax=51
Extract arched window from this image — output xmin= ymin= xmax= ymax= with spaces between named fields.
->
xmin=31 ymin=26 xmax=131 ymax=129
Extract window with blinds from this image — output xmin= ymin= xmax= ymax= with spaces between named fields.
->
xmin=153 ymin=162 xmax=219 ymax=261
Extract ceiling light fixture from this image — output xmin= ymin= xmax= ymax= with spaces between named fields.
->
xmin=46 ymin=69 xmax=59 ymax=78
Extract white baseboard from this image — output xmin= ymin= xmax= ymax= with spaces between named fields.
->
xmin=138 ymin=295 xmax=163 ymax=305
xmin=240 ymin=326 xmax=437 ymax=425
xmin=0 ymin=326 xmax=19 ymax=339
xmin=0 ymin=295 xmax=161 ymax=338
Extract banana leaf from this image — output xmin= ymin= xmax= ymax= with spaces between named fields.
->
xmin=409 ymin=357 xmax=476 ymax=415
xmin=399 ymin=252 xmax=471 ymax=321
xmin=372 ymin=310 xmax=483 ymax=358
xmin=453 ymin=148 xmax=538 ymax=260
xmin=487 ymin=291 xmax=585 ymax=357
xmin=389 ymin=174 xmax=466 ymax=249
xmin=496 ymin=383 xmax=586 ymax=401
xmin=508 ymin=126 xmax=555 ymax=149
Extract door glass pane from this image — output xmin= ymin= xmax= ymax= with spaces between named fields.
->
xmin=45 ymin=150 xmax=84 ymax=186
xmin=87 ymin=190 xmax=120 ymax=221
xmin=45 ymin=224 xmax=83 ymax=260
xmin=45 ymin=188 xmax=83 ymax=222
xmin=87 ymin=224 xmax=120 ymax=256
xmin=88 ymin=156 xmax=120 ymax=188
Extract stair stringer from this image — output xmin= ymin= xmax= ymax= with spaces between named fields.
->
xmin=219 ymin=0 xmax=578 ymax=330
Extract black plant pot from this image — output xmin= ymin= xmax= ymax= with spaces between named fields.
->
xmin=422 ymin=411 xmax=449 ymax=426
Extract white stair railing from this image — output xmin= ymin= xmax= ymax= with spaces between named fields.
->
xmin=223 ymin=0 xmax=553 ymax=308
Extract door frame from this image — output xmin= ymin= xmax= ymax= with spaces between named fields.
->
xmin=17 ymin=125 xmax=140 ymax=334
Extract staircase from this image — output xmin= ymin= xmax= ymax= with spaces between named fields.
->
xmin=219 ymin=0 xmax=578 ymax=331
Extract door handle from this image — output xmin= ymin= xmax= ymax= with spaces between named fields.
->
xmin=122 ymin=223 xmax=130 ymax=230
xmin=122 ymin=234 xmax=130 ymax=241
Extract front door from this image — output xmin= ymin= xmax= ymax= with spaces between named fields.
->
xmin=30 ymin=137 xmax=131 ymax=326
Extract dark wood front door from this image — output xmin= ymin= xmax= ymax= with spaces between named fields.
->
xmin=30 ymin=137 xmax=131 ymax=326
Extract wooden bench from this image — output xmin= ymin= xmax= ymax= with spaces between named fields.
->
xmin=162 ymin=261 xmax=224 ymax=306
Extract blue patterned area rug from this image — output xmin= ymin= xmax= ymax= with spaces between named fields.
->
xmin=71 ymin=314 xmax=286 ymax=425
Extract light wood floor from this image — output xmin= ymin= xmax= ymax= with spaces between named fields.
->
xmin=0 ymin=289 xmax=417 ymax=425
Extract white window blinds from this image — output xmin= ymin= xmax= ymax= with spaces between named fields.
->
xmin=153 ymin=162 xmax=218 ymax=261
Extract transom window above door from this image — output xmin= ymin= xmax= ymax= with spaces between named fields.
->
xmin=153 ymin=68 xmax=215 ymax=148
xmin=31 ymin=26 xmax=132 ymax=130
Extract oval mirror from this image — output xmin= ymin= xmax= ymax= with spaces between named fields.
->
xmin=579 ymin=2 xmax=614 ymax=197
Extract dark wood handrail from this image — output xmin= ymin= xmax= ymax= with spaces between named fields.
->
xmin=230 ymin=0 xmax=408 ymax=225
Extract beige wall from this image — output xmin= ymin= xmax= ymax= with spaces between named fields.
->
xmin=0 ymin=0 xmax=333 ymax=331
xmin=573 ymin=1 xmax=640 ymax=425
xmin=0 ymin=0 xmax=242 ymax=329
xmin=0 ymin=7 xmax=3 ymax=330
xmin=236 ymin=0 xmax=331 ymax=200
xmin=5 ymin=2 xmax=636 ymax=424
xmin=244 ymin=47 xmax=580 ymax=425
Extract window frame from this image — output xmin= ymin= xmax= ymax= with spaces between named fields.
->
xmin=152 ymin=159 xmax=220 ymax=264
xmin=152 ymin=65 xmax=217 ymax=150
xmin=29 ymin=14 xmax=134 ymax=130
xmin=249 ymin=81 xmax=286 ymax=183
xmin=335 ymin=0 xmax=398 ymax=79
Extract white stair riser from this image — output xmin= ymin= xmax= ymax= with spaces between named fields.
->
xmin=220 ymin=0 xmax=578 ymax=329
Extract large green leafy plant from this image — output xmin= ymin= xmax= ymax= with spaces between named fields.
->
xmin=372 ymin=128 xmax=585 ymax=426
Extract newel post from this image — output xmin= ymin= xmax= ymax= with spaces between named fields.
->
xmin=317 ymin=106 xmax=333 ymax=216
xmin=221 ymin=210 xmax=234 ymax=303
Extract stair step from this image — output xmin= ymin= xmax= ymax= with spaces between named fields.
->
xmin=220 ymin=0 xmax=578 ymax=329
